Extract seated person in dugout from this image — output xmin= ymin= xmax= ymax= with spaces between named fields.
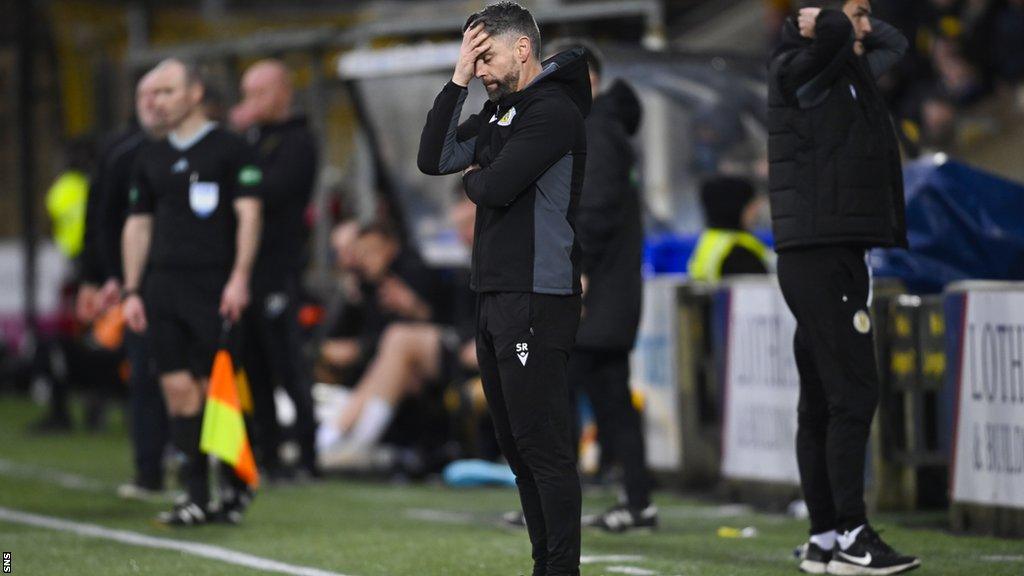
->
xmin=315 ymin=220 xmax=368 ymax=385
xmin=316 ymin=196 xmax=479 ymax=460
xmin=316 ymin=221 xmax=445 ymax=383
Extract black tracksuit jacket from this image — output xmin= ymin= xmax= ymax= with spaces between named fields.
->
xmin=247 ymin=116 xmax=318 ymax=293
xmin=418 ymin=49 xmax=592 ymax=295
xmin=81 ymin=126 xmax=148 ymax=284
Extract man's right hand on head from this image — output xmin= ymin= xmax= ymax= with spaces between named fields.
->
xmin=453 ymin=23 xmax=491 ymax=87
xmin=123 ymin=294 xmax=147 ymax=333
xmin=798 ymin=8 xmax=822 ymax=39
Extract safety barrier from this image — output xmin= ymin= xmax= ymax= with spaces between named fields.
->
xmin=868 ymin=292 xmax=953 ymax=512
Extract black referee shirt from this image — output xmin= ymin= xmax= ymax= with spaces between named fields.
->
xmin=129 ymin=124 xmax=262 ymax=272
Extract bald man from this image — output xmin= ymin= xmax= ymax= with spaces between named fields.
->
xmin=122 ymin=59 xmax=264 ymax=526
xmin=232 ymin=59 xmax=320 ymax=481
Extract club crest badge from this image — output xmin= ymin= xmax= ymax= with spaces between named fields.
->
xmin=497 ymin=107 xmax=516 ymax=127
xmin=853 ymin=310 xmax=871 ymax=334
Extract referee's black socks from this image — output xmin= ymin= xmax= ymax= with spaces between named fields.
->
xmin=171 ymin=412 xmax=209 ymax=508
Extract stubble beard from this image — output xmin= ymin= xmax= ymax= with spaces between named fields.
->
xmin=486 ymin=68 xmax=520 ymax=102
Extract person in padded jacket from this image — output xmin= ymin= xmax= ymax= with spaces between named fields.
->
xmin=417 ymin=3 xmax=590 ymax=575
xmin=769 ymin=1 xmax=919 ymax=574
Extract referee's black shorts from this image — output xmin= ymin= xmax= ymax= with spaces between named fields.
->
xmin=144 ymin=269 xmax=226 ymax=378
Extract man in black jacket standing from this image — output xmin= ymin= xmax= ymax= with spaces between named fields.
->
xmin=569 ymin=51 xmax=654 ymax=533
xmin=232 ymin=60 xmax=320 ymax=481
xmin=769 ymin=1 xmax=920 ymax=574
xmin=417 ymin=3 xmax=590 ymax=575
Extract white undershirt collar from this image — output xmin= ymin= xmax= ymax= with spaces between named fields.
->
xmin=168 ymin=121 xmax=217 ymax=152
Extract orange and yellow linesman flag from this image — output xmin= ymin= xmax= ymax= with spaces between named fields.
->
xmin=235 ymin=367 xmax=254 ymax=416
xmin=200 ymin=350 xmax=259 ymax=488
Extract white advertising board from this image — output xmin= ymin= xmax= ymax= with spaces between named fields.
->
xmin=951 ymin=288 xmax=1024 ymax=509
xmin=720 ymin=279 xmax=801 ymax=485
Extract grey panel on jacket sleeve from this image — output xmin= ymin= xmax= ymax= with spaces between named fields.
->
xmin=439 ymin=89 xmax=477 ymax=173
xmin=533 ymin=154 xmax=575 ymax=295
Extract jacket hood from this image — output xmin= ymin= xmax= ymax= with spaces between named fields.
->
xmin=591 ymin=79 xmax=642 ymax=136
xmin=503 ymin=48 xmax=592 ymax=117
xmin=772 ymin=17 xmax=810 ymax=61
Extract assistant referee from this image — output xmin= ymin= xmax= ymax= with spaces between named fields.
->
xmin=418 ymin=3 xmax=590 ymax=575
xmin=122 ymin=59 xmax=263 ymax=526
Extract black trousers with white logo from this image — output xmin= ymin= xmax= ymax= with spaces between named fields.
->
xmin=777 ymin=246 xmax=880 ymax=534
xmin=477 ymin=291 xmax=582 ymax=576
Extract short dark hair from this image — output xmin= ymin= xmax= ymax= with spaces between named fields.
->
xmin=464 ymin=1 xmax=542 ymax=60
xmin=800 ymin=0 xmax=849 ymax=9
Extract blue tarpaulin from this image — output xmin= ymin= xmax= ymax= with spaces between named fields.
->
xmin=873 ymin=156 xmax=1024 ymax=294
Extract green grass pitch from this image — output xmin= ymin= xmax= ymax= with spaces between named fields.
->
xmin=0 ymin=396 xmax=1021 ymax=575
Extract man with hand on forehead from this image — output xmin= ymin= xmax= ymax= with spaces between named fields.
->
xmin=418 ymin=2 xmax=591 ymax=575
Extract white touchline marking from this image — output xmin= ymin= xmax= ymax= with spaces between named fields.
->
xmin=981 ymin=555 xmax=1024 ymax=562
xmin=0 ymin=458 xmax=108 ymax=492
xmin=404 ymin=508 xmax=475 ymax=524
xmin=606 ymin=567 xmax=657 ymax=576
xmin=0 ymin=507 xmax=353 ymax=576
xmin=583 ymin=555 xmax=657 ymax=576
xmin=581 ymin=555 xmax=646 ymax=564
xmin=659 ymin=503 xmax=752 ymax=519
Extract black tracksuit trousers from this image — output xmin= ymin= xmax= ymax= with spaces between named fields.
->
xmin=243 ymin=279 xmax=318 ymax=474
xmin=476 ymin=292 xmax=582 ymax=576
xmin=777 ymin=246 xmax=880 ymax=534
xmin=569 ymin=349 xmax=651 ymax=509
xmin=125 ymin=330 xmax=168 ymax=488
